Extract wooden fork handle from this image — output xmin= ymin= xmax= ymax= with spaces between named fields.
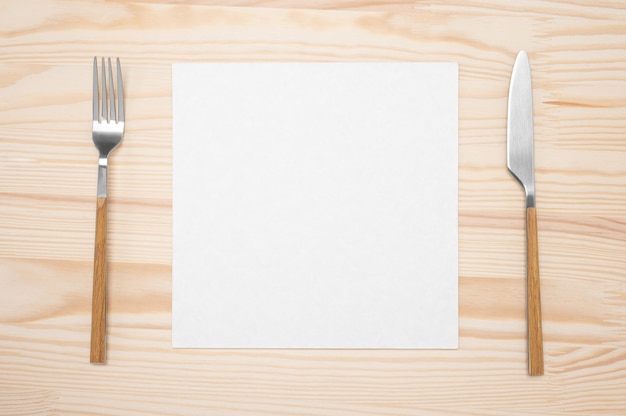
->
xmin=526 ymin=207 xmax=544 ymax=375
xmin=90 ymin=197 xmax=107 ymax=364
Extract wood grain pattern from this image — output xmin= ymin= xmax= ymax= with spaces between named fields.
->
xmin=1 ymin=0 xmax=626 ymax=414
xmin=90 ymin=196 xmax=107 ymax=364
xmin=526 ymin=206 xmax=544 ymax=376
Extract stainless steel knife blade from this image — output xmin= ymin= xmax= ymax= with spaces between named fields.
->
xmin=507 ymin=50 xmax=544 ymax=376
xmin=507 ymin=50 xmax=535 ymax=208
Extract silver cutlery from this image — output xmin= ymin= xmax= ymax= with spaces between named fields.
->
xmin=507 ymin=50 xmax=544 ymax=376
xmin=90 ymin=57 xmax=124 ymax=364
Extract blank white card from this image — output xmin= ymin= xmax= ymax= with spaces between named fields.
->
xmin=173 ymin=62 xmax=458 ymax=348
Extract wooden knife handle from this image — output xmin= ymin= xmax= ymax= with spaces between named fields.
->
xmin=526 ymin=206 xmax=544 ymax=375
xmin=90 ymin=197 xmax=107 ymax=364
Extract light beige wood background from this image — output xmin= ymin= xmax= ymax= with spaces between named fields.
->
xmin=1 ymin=0 xmax=625 ymax=414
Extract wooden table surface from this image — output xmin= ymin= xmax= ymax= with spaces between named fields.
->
xmin=1 ymin=1 xmax=625 ymax=414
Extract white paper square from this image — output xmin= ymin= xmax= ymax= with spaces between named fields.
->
xmin=173 ymin=62 xmax=458 ymax=349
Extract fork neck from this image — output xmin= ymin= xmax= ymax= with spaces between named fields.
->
xmin=97 ymin=158 xmax=108 ymax=198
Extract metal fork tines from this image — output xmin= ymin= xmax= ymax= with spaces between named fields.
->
xmin=90 ymin=57 xmax=124 ymax=364
xmin=93 ymin=57 xmax=124 ymax=196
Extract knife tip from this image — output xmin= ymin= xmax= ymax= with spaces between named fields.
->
xmin=513 ymin=51 xmax=531 ymax=74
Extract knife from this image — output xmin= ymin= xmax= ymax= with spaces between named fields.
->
xmin=507 ymin=50 xmax=544 ymax=376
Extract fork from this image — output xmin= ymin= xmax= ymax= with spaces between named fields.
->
xmin=90 ymin=57 xmax=124 ymax=364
